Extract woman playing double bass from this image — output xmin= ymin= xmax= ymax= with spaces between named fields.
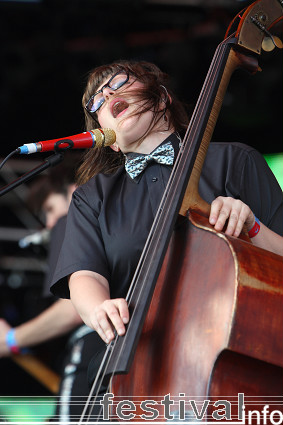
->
xmin=50 ymin=60 xmax=283 ymax=363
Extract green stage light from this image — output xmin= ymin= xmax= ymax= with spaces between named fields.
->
xmin=264 ymin=152 xmax=283 ymax=191
xmin=0 ymin=397 xmax=55 ymax=422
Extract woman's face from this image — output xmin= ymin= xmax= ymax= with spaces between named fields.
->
xmin=94 ymin=73 xmax=161 ymax=153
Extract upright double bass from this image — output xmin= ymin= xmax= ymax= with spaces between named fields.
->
xmin=82 ymin=1 xmax=283 ymax=422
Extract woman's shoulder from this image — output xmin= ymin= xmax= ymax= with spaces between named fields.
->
xmin=78 ymin=166 xmax=125 ymax=190
xmin=208 ymin=141 xmax=257 ymax=155
xmin=73 ymin=166 xmax=126 ymax=205
xmin=207 ymin=141 xmax=264 ymax=167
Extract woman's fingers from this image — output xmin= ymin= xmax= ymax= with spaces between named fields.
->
xmin=92 ymin=298 xmax=129 ymax=343
xmin=209 ymin=197 xmax=254 ymax=237
xmin=209 ymin=197 xmax=231 ymax=230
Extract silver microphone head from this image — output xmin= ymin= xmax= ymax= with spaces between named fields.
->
xmin=90 ymin=128 xmax=116 ymax=148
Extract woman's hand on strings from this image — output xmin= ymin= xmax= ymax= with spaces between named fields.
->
xmin=69 ymin=270 xmax=130 ymax=344
xmin=90 ymin=298 xmax=129 ymax=344
xmin=209 ymin=196 xmax=254 ymax=237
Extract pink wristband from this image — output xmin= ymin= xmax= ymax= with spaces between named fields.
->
xmin=248 ymin=215 xmax=260 ymax=238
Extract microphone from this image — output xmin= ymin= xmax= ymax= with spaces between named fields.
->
xmin=19 ymin=229 xmax=50 ymax=248
xmin=16 ymin=128 xmax=116 ymax=155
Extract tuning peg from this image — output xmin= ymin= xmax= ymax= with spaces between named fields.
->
xmin=273 ymin=36 xmax=283 ymax=49
xmin=262 ymin=36 xmax=275 ymax=51
xmin=262 ymin=33 xmax=283 ymax=52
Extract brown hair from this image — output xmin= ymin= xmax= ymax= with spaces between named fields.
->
xmin=76 ymin=60 xmax=190 ymax=185
xmin=27 ymin=152 xmax=79 ymax=214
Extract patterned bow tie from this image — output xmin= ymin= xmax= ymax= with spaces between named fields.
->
xmin=125 ymin=141 xmax=175 ymax=180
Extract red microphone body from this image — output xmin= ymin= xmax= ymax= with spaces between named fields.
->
xmin=17 ymin=128 xmax=116 ymax=154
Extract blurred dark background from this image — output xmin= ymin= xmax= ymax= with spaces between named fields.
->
xmin=0 ymin=0 xmax=282 ymax=406
xmin=0 ymin=0 xmax=282 ymax=156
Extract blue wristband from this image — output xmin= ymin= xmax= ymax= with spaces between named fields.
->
xmin=6 ymin=329 xmax=20 ymax=354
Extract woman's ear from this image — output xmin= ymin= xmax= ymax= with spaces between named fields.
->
xmin=159 ymin=85 xmax=172 ymax=110
xmin=110 ymin=143 xmax=121 ymax=152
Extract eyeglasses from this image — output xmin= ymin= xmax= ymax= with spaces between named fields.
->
xmin=85 ymin=70 xmax=129 ymax=116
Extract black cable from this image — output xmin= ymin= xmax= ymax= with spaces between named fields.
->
xmin=0 ymin=149 xmax=19 ymax=171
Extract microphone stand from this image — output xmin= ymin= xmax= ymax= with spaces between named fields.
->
xmin=0 ymin=152 xmax=64 ymax=198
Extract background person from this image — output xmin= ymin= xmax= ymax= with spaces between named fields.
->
xmin=0 ymin=161 xmax=103 ymax=422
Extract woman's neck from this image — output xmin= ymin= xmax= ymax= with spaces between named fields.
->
xmin=123 ymin=126 xmax=175 ymax=155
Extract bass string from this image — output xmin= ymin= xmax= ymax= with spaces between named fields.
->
xmin=124 ymin=38 xmax=230 ymax=307
xmin=80 ymin=38 xmax=231 ymax=424
xmin=78 ymin=340 xmax=115 ymax=423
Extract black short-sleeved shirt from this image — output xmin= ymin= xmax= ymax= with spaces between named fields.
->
xmin=42 ymin=215 xmax=67 ymax=298
xmin=50 ymin=134 xmax=283 ymax=300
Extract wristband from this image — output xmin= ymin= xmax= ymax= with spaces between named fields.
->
xmin=6 ymin=329 xmax=21 ymax=354
xmin=248 ymin=215 xmax=260 ymax=238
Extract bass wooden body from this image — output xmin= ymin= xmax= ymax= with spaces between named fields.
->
xmin=112 ymin=211 xmax=283 ymax=420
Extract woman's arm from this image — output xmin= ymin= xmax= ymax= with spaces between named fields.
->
xmin=69 ymin=270 xmax=129 ymax=343
xmin=209 ymin=196 xmax=283 ymax=256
